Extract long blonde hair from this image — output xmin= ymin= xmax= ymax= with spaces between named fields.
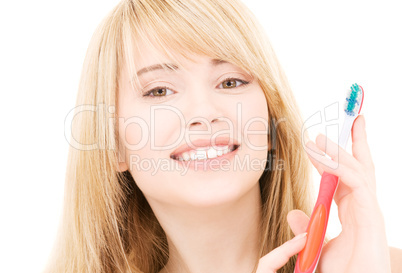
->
xmin=44 ymin=0 xmax=313 ymax=272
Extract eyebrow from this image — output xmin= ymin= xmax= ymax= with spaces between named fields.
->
xmin=136 ymin=59 xmax=229 ymax=77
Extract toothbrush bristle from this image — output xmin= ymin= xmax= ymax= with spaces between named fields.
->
xmin=344 ymin=83 xmax=363 ymax=116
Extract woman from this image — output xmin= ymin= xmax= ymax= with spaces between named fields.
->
xmin=44 ymin=0 xmax=401 ymax=272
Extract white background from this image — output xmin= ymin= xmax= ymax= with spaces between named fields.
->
xmin=0 ymin=1 xmax=401 ymax=272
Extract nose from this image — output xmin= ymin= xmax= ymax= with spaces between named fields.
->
xmin=185 ymin=90 xmax=225 ymax=131
xmin=189 ymin=118 xmax=219 ymax=127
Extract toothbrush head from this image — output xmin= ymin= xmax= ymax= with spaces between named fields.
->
xmin=344 ymin=83 xmax=364 ymax=116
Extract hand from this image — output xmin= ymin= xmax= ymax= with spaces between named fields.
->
xmin=290 ymin=115 xmax=391 ymax=272
xmin=256 ymin=232 xmax=307 ymax=273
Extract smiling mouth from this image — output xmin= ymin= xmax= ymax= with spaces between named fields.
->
xmin=170 ymin=144 xmax=240 ymax=162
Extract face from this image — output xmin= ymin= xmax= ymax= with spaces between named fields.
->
xmin=117 ymin=39 xmax=269 ymax=208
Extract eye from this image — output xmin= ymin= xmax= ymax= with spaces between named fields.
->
xmin=219 ymin=77 xmax=250 ymax=89
xmin=142 ymin=86 xmax=175 ymax=98
xmin=142 ymin=77 xmax=250 ymax=99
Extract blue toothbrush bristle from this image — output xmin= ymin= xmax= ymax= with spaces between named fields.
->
xmin=344 ymin=83 xmax=362 ymax=116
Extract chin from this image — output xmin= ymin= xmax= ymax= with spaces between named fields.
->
xmin=166 ymin=171 xmax=262 ymax=208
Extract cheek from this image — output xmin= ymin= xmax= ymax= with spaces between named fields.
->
xmin=119 ymin=119 xmax=147 ymax=151
xmin=150 ymin=106 xmax=184 ymax=148
xmin=118 ymin=104 xmax=187 ymax=181
xmin=239 ymin=90 xmax=269 ymax=152
xmin=117 ymin=106 xmax=151 ymax=165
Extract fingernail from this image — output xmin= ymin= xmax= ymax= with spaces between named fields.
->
xmin=305 ymin=141 xmax=324 ymax=156
xmin=305 ymin=141 xmax=316 ymax=150
xmin=292 ymin=232 xmax=308 ymax=241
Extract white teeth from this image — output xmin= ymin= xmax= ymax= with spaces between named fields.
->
xmin=174 ymin=145 xmax=237 ymax=161
xmin=182 ymin=152 xmax=190 ymax=161
xmin=207 ymin=147 xmax=217 ymax=158
xmin=195 ymin=150 xmax=207 ymax=160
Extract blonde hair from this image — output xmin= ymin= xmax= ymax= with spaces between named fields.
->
xmin=44 ymin=0 xmax=313 ymax=272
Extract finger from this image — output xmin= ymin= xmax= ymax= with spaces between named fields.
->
xmin=287 ymin=210 xmax=309 ymax=235
xmin=305 ymin=141 xmax=339 ymax=170
xmin=304 ymin=141 xmax=325 ymax=175
xmin=351 ymin=115 xmax=375 ymax=171
xmin=333 ymin=179 xmax=352 ymax=205
xmin=256 ymin=233 xmax=307 ymax=273
xmin=305 ymin=142 xmax=362 ymax=189
xmin=309 ymin=137 xmax=353 ymax=204
xmin=287 ymin=210 xmax=331 ymax=247
xmin=315 ymin=134 xmax=361 ymax=171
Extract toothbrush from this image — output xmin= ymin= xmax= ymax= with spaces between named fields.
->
xmin=294 ymin=83 xmax=364 ymax=273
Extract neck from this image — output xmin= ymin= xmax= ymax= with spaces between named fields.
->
xmin=149 ymin=183 xmax=262 ymax=273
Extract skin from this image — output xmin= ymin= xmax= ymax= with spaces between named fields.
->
xmin=257 ymin=115 xmax=399 ymax=273
xmin=303 ymin=115 xmax=391 ymax=273
xmin=118 ymin=39 xmax=269 ymax=273
xmin=117 ymin=40 xmax=401 ymax=272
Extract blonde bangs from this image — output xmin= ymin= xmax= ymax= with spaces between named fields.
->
xmin=120 ymin=0 xmax=277 ymax=91
xmin=44 ymin=1 xmax=314 ymax=273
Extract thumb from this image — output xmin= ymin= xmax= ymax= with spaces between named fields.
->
xmin=287 ymin=209 xmax=309 ymax=236
xmin=256 ymin=232 xmax=307 ymax=273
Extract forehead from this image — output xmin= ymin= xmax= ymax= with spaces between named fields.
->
xmin=123 ymin=35 xmax=246 ymax=85
xmin=131 ymin=36 xmax=207 ymax=73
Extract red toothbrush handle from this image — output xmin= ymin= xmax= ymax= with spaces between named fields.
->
xmin=294 ymin=172 xmax=339 ymax=273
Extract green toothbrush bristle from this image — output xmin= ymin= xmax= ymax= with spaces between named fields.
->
xmin=345 ymin=83 xmax=362 ymax=116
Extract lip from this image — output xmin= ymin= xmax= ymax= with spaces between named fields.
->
xmin=171 ymin=141 xmax=240 ymax=171
xmin=170 ymin=137 xmax=240 ymax=159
